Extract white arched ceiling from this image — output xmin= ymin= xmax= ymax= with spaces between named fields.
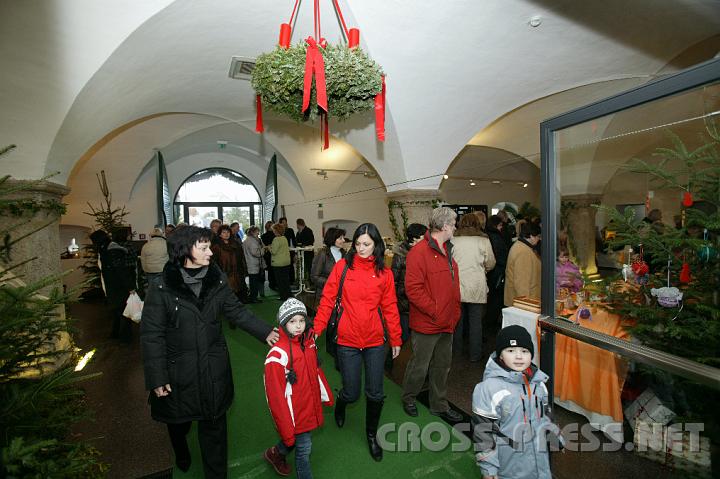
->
xmin=2 ymin=0 xmax=720 ymax=194
xmin=0 ymin=0 xmax=175 ymax=179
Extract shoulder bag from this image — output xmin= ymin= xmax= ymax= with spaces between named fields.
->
xmin=325 ymin=263 xmax=350 ymax=358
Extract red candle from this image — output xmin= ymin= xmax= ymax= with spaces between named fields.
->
xmin=278 ymin=23 xmax=291 ymax=48
xmin=348 ymin=28 xmax=360 ymax=48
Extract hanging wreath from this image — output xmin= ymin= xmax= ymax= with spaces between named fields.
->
xmin=252 ymin=44 xmax=383 ymax=123
xmin=251 ymin=0 xmax=386 ymax=149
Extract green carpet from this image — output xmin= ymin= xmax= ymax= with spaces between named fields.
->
xmin=174 ymin=294 xmax=478 ymax=478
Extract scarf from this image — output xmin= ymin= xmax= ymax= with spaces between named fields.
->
xmin=181 ymin=266 xmax=208 ymax=297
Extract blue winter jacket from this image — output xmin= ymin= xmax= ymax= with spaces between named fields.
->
xmin=472 ymin=355 xmax=562 ymax=479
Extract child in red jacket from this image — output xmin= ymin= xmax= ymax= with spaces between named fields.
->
xmin=264 ymin=298 xmax=333 ymax=478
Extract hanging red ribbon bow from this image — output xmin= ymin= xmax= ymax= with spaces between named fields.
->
xmin=302 ymin=37 xmax=328 ymax=114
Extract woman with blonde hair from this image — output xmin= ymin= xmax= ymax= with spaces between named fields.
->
xmin=452 ymin=213 xmax=496 ymax=362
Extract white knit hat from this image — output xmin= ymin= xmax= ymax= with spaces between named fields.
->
xmin=277 ymin=298 xmax=307 ymax=327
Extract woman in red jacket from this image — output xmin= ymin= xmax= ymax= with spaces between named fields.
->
xmin=313 ymin=223 xmax=402 ymax=462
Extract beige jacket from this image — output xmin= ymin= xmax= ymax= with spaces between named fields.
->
xmin=140 ymin=236 xmax=168 ymax=273
xmin=504 ymin=240 xmax=541 ymax=306
xmin=452 ymin=235 xmax=496 ymax=303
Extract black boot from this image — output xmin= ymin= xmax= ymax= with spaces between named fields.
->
xmin=335 ymin=395 xmax=348 ymax=428
xmin=366 ymin=398 xmax=384 ymax=462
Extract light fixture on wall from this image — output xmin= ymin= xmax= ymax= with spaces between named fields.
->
xmin=310 ymin=168 xmax=378 ymax=179
xmin=523 ymin=182 xmax=528 ymax=188
xmin=491 ymin=180 xmax=501 ymax=185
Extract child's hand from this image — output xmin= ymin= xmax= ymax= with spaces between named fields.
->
xmin=391 ymin=346 xmax=401 ymax=358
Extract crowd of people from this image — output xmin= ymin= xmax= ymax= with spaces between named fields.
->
xmin=92 ymin=206 xmax=552 ymax=478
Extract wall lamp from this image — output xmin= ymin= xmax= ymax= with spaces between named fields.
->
xmin=310 ymin=168 xmax=378 ymax=179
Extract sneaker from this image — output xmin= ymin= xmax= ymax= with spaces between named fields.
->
xmin=263 ymin=446 xmax=291 ymax=476
xmin=431 ymin=408 xmax=463 ymax=423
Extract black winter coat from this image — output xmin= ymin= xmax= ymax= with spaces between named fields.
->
xmin=100 ymin=242 xmax=137 ymax=307
xmin=140 ymin=262 xmax=272 ymax=423
xmin=391 ymin=242 xmax=411 ymax=314
xmin=310 ymin=247 xmax=343 ymax=307
xmin=486 ymin=228 xmax=509 ymax=290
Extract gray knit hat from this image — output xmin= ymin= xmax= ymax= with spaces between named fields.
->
xmin=277 ymin=298 xmax=308 ymax=327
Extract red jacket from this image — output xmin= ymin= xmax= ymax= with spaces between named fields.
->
xmin=264 ymin=329 xmax=333 ymax=446
xmin=314 ymin=256 xmax=403 ymax=348
xmin=405 ymin=232 xmax=461 ymax=334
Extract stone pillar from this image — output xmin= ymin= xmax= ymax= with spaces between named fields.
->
xmin=1 ymin=180 xmax=71 ymax=295
xmin=562 ymin=194 xmax=602 ymax=276
xmin=386 ymin=189 xmax=440 ymax=243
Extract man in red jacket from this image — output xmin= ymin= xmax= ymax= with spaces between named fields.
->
xmin=401 ymin=207 xmax=463 ymax=422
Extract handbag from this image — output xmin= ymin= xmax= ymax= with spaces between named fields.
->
xmin=325 ymin=263 xmax=350 ymax=358
xmin=122 ymin=291 xmax=144 ymax=323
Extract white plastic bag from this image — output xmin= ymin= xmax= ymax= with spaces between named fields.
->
xmin=123 ymin=291 xmax=144 ymax=323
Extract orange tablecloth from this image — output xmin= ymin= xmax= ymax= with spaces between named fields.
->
xmin=554 ymin=307 xmax=629 ymax=439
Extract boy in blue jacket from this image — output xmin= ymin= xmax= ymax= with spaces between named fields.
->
xmin=472 ymin=325 xmax=563 ymax=478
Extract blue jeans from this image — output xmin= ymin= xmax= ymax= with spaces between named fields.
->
xmin=336 ymin=345 xmax=386 ymax=402
xmin=278 ymin=431 xmax=312 ymax=479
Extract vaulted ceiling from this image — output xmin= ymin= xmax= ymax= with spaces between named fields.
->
xmin=1 ymin=0 xmax=719 ymax=204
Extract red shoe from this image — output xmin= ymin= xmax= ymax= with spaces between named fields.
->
xmin=263 ymin=446 xmax=291 ymax=476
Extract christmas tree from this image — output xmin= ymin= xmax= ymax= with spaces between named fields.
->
xmin=80 ymin=170 xmax=129 ymax=299
xmin=600 ymin=122 xmax=720 ymax=445
xmin=0 ymin=145 xmax=106 ymax=477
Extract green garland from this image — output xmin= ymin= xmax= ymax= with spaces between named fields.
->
xmin=0 ymin=198 xmax=66 ymax=217
xmin=252 ymin=43 xmax=383 ymax=123
xmin=387 ymin=199 xmax=440 ymax=242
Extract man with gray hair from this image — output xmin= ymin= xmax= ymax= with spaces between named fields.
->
xmin=401 ymin=207 xmax=463 ymax=422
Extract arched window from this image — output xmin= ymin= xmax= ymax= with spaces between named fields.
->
xmin=174 ymin=168 xmax=263 ymax=229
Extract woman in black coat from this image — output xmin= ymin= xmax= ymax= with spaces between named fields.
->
xmin=390 ymin=223 xmax=428 ymax=343
xmin=141 ymin=226 xmax=278 ymax=478
xmin=310 ymin=228 xmax=346 ymax=310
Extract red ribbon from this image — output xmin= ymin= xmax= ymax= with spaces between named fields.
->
xmin=323 ymin=112 xmax=329 ymax=150
xmin=374 ymin=75 xmax=386 ymax=142
xmin=302 ymin=37 xmax=328 ymax=115
xmin=255 ymin=94 xmax=264 ymax=133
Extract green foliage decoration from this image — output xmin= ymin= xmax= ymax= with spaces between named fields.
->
xmin=596 ymin=126 xmax=720 ymax=443
xmin=0 ymin=145 xmax=106 ymax=477
xmin=252 ymin=43 xmax=383 ymax=123
xmin=387 ymin=199 xmax=440 ymax=243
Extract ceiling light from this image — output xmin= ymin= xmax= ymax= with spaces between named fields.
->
xmin=523 ymin=183 xmax=528 ymax=188
xmin=528 ymin=15 xmax=542 ymax=27
xmin=492 ymin=180 xmax=501 ymax=185
xmin=470 ymin=180 xmax=476 ymax=186
xmin=443 ymin=174 xmax=449 ymax=179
